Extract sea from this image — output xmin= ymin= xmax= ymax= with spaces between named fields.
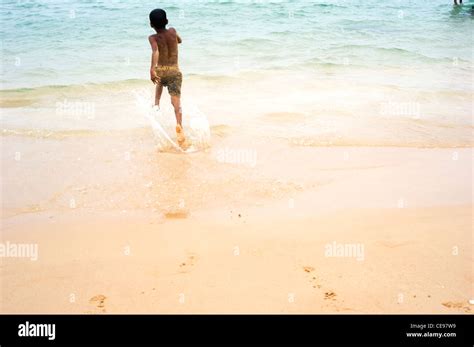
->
xmin=1 ymin=0 xmax=473 ymax=147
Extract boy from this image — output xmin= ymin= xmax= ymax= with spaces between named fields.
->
xmin=148 ymin=9 xmax=187 ymax=148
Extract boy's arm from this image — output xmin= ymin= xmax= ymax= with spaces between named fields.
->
xmin=148 ymin=35 xmax=160 ymax=84
xmin=171 ymin=28 xmax=182 ymax=44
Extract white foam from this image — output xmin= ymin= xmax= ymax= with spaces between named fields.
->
xmin=134 ymin=89 xmax=211 ymax=153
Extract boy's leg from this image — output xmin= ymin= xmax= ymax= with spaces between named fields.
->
xmin=169 ymin=72 xmax=187 ymax=149
xmin=154 ymin=84 xmax=163 ymax=107
xmin=171 ymin=94 xmax=188 ymax=149
xmin=169 ymin=72 xmax=183 ymax=125
xmin=171 ymin=95 xmax=182 ymax=126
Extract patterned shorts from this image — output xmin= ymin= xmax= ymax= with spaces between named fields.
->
xmin=155 ymin=66 xmax=182 ymax=97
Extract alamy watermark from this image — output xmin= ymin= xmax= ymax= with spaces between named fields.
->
xmin=380 ymin=101 xmax=420 ymax=118
xmin=216 ymin=147 xmax=257 ymax=168
xmin=324 ymin=241 xmax=364 ymax=261
xmin=0 ymin=241 xmax=38 ymax=261
xmin=56 ymin=99 xmax=95 ymax=119
xmin=18 ymin=321 xmax=55 ymax=340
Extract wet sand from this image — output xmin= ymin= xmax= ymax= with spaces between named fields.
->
xmin=1 ymin=134 xmax=472 ymax=313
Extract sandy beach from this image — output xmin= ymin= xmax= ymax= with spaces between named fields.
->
xmin=1 ymin=131 xmax=472 ymax=313
xmin=1 ymin=0 xmax=473 ymax=315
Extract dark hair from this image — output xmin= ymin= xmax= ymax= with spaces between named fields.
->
xmin=149 ymin=9 xmax=168 ymax=29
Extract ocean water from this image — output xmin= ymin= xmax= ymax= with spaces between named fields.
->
xmin=0 ymin=0 xmax=473 ymax=147
xmin=1 ymin=0 xmax=473 ymax=88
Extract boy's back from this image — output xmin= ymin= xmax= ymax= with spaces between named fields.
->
xmin=149 ymin=28 xmax=180 ymax=67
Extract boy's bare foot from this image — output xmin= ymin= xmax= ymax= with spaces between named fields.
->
xmin=176 ymin=125 xmax=190 ymax=150
xmin=176 ymin=124 xmax=185 ymax=143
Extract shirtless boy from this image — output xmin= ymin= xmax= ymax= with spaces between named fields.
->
xmin=148 ymin=9 xmax=187 ymax=148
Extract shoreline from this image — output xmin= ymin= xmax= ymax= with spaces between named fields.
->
xmin=1 ymin=66 xmax=472 ymax=149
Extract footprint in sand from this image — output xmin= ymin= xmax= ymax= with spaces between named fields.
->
xmin=178 ymin=254 xmax=198 ymax=273
xmin=324 ymin=291 xmax=337 ymax=301
xmin=164 ymin=209 xmax=188 ymax=219
xmin=303 ymin=266 xmax=338 ymax=302
xmin=442 ymin=301 xmax=472 ymax=313
xmin=88 ymin=294 xmax=107 ymax=313
xmin=302 ymin=266 xmax=322 ymax=289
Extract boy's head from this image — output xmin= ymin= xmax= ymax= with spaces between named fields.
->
xmin=150 ymin=9 xmax=168 ymax=30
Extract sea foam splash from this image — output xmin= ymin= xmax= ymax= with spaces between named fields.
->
xmin=134 ymin=89 xmax=211 ymax=153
